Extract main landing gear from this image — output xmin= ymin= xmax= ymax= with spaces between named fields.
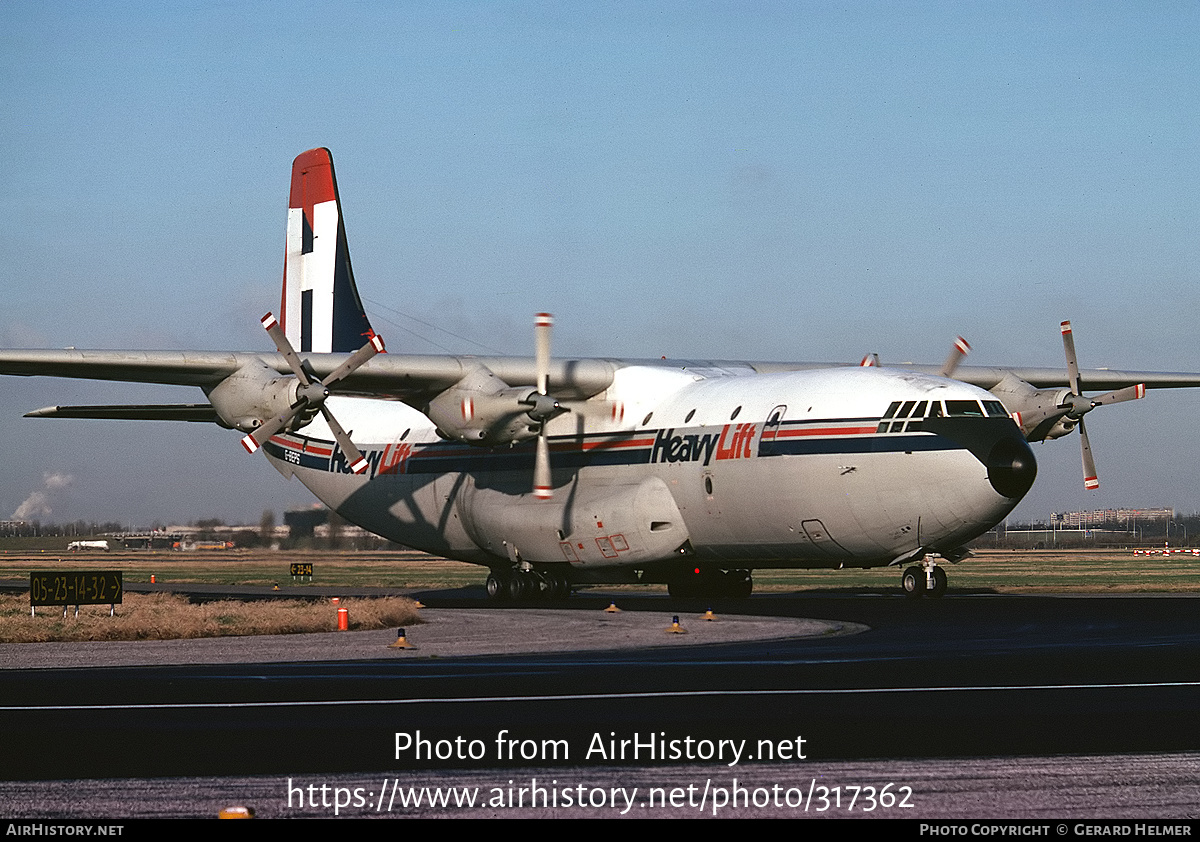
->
xmin=485 ymin=568 xmax=572 ymax=602
xmin=901 ymin=562 xmax=947 ymax=599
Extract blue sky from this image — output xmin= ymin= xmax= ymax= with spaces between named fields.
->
xmin=1 ymin=1 xmax=1197 ymax=526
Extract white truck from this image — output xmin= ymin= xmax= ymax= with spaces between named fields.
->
xmin=67 ymin=540 xmax=110 ymax=552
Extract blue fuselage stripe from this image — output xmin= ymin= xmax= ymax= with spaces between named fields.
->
xmin=759 ymin=434 xmax=957 ymax=457
xmin=264 ymin=423 xmax=966 ymax=478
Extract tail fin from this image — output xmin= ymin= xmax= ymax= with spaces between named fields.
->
xmin=281 ymin=148 xmax=376 ymax=353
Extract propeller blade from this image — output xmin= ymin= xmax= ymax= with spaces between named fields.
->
xmin=1061 ymin=320 xmax=1082 ymax=396
xmin=319 ymin=404 xmax=370 ymax=474
xmin=1092 ymin=383 xmax=1147 ymax=406
xmin=533 ymin=312 xmax=555 ymax=498
xmin=321 ymin=333 xmax=386 ymax=388
xmin=261 ymin=313 xmax=314 ymax=385
xmin=535 ymin=313 xmax=553 ymax=395
xmin=1078 ymin=417 xmax=1099 ymax=490
xmin=534 ymin=431 xmax=552 ymax=499
xmin=939 ymin=336 xmax=970 ymax=378
xmin=240 ymin=404 xmax=303 ymax=454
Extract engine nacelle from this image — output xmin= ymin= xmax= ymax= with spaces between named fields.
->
xmin=1040 ymin=417 xmax=1079 ymax=440
xmin=988 ymin=373 xmax=1072 ymax=442
xmin=204 ymin=360 xmax=304 ymax=434
xmin=425 ymin=364 xmax=543 ymax=445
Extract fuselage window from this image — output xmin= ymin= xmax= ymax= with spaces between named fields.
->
xmin=685 ymin=409 xmax=696 ymax=423
xmin=730 ymin=406 xmax=742 ymax=420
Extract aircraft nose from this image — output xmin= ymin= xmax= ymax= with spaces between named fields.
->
xmin=923 ymin=415 xmax=1037 ymax=501
xmin=986 ymin=433 xmax=1037 ymax=499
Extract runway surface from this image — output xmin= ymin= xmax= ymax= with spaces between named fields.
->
xmin=2 ymin=589 xmax=1199 ymax=818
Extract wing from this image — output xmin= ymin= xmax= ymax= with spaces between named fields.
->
xmin=772 ymin=362 xmax=1200 ymax=391
xmin=4 ymin=348 xmax=1197 ymax=412
xmin=0 ymin=348 xmax=617 ymax=417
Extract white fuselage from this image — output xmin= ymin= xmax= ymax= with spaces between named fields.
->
xmin=262 ymin=365 xmax=1032 ymax=577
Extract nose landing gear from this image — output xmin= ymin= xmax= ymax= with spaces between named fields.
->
xmin=902 ymin=562 xmax=947 ymax=599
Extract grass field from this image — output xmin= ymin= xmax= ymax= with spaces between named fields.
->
xmin=0 ymin=592 xmax=420 ymax=644
xmin=2 ymin=547 xmax=1199 ymax=594
xmin=2 ymin=548 xmax=1195 ymax=643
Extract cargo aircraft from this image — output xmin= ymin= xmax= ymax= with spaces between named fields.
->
xmin=3 ymin=149 xmax=1197 ymax=600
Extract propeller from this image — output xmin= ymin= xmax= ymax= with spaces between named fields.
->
xmin=939 ymin=336 xmax=971 ymax=378
xmin=1059 ymin=320 xmax=1146 ymax=490
xmin=522 ymin=313 xmax=561 ymax=499
xmin=240 ymin=312 xmax=385 ymax=475
xmin=519 ymin=313 xmax=624 ymax=500
xmin=860 ymin=335 xmax=969 ymax=376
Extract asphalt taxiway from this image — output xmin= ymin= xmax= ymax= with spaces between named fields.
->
xmin=0 ymin=604 xmax=860 ymax=668
xmin=2 ymin=590 xmax=1199 ymax=818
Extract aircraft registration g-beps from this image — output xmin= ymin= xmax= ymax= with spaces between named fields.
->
xmin=4 ymin=148 xmax=1199 ymax=600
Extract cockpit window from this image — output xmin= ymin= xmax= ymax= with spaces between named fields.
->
xmin=879 ymin=399 xmax=1005 ymax=431
xmin=946 ymin=399 xmax=985 ymax=417
xmin=879 ymin=399 xmax=934 ymax=433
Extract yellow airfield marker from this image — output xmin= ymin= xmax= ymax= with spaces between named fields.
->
xmin=389 ymin=627 xmax=417 ymax=649
xmin=218 ymin=806 xmax=254 ymax=819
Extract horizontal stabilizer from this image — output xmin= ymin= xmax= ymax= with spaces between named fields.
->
xmin=24 ymin=404 xmax=219 ymax=423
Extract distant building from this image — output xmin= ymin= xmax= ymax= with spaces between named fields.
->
xmin=1052 ymin=508 xmax=1174 ymax=529
xmin=284 ymin=507 xmax=327 ymax=539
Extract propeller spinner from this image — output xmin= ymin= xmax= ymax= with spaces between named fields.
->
xmin=240 ymin=312 xmax=385 ymax=475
